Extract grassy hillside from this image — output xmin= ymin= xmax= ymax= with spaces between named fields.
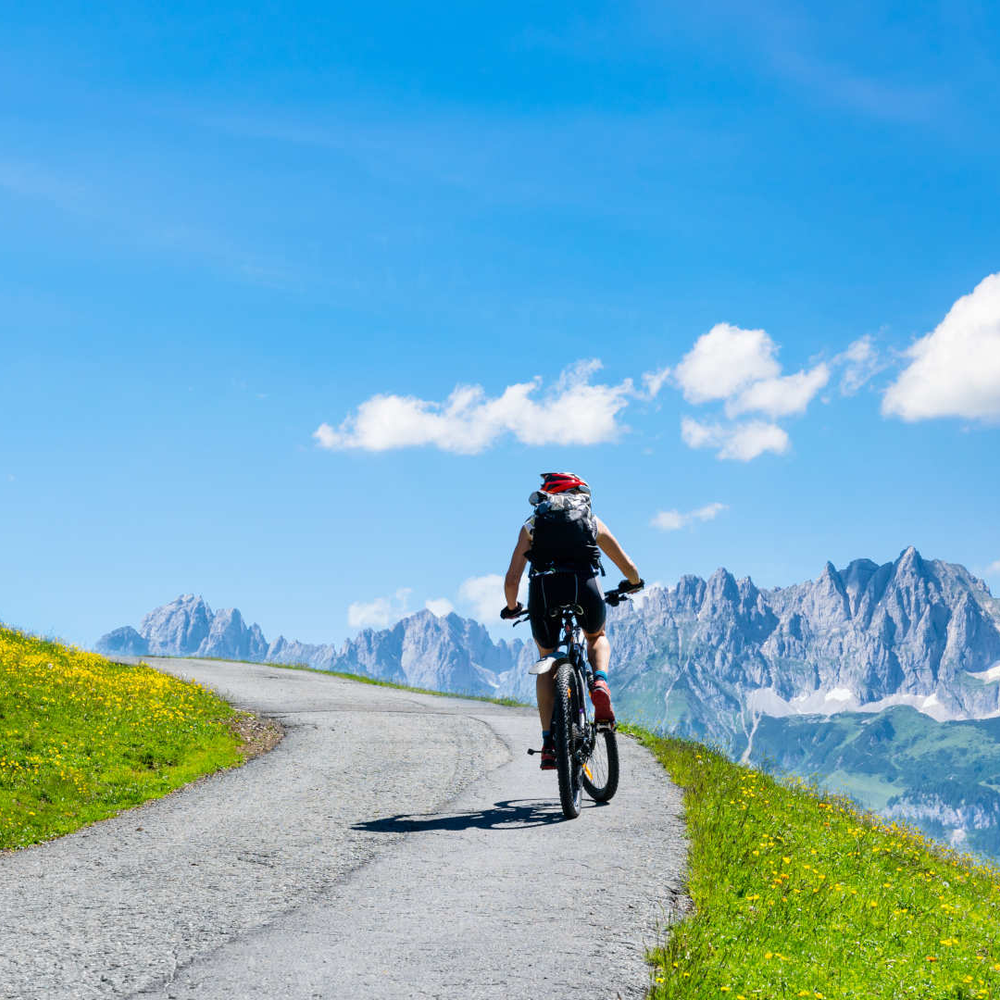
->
xmin=629 ymin=726 xmax=1000 ymax=999
xmin=0 ymin=625 xmax=248 ymax=850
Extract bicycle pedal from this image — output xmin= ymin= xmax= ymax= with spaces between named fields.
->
xmin=595 ymin=721 xmax=616 ymax=732
xmin=527 ymin=747 xmax=539 ymax=755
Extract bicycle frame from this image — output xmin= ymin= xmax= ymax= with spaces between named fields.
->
xmin=551 ymin=606 xmax=600 ymax=764
xmin=512 ymin=583 xmax=632 ymax=818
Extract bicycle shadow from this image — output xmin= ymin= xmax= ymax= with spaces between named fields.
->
xmin=352 ymin=798 xmax=573 ymax=833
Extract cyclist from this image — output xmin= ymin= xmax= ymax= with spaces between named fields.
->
xmin=501 ymin=472 xmax=643 ymax=770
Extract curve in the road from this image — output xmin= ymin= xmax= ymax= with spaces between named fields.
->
xmin=0 ymin=657 xmax=689 ymax=1000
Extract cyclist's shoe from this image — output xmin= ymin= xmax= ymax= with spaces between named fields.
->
xmin=590 ymin=678 xmax=616 ymax=724
xmin=540 ymin=744 xmax=557 ymax=770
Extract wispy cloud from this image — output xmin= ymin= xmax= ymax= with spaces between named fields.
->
xmin=681 ymin=417 xmax=790 ymax=461
xmin=0 ymin=154 xmax=300 ymax=291
xmin=0 ymin=158 xmax=88 ymax=211
xmin=458 ymin=573 xmax=527 ymax=624
xmin=768 ymin=40 xmax=949 ymax=124
xmin=458 ymin=575 xmax=506 ymax=624
xmin=837 ymin=334 xmax=886 ymax=396
xmin=651 ymin=502 xmax=728 ymax=531
xmin=425 ymin=598 xmax=454 ymax=617
xmin=639 ymin=0 xmax=952 ymax=126
xmin=641 ymin=365 xmax=672 ymax=400
xmin=347 ymin=588 xmax=411 ymax=629
xmin=200 ymin=104 xmax=740 ymax=222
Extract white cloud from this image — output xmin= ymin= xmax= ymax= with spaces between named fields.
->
xmin=882 ymin=273 xmax=1000 ymax=422
xmin=641 ymin=365 xmax=671 ymax=399
xmin=314 ymin=359 xmax=634 ymax=454
xmin=347 ymin=588 xmax=411 ymax=629
xmin=681 ymin=417 xmax=790 ymax=461
xmin=458 ymin=573 xmax=528 ymax=623
xmin=425 ymin=598 xmax=454 ymax=617
xmin=984 ymin=560 xmax=1000 ymax=577
xmin=725 ymin=363 xmax=830 ymax=418
xmin=650 ymin=510 xmax=686 ymax=531
xmin=674 ymin=324 xmax=780 ymax=403
xmin=651 ymin=502 xmax=728 ymax=531
xmin=837 ymin=335 xmax=882 ymax=395
xmin=673 ymin=323 xmax=827 ymax=459
xmin=458 ymin=574 xmax=506 ymax=623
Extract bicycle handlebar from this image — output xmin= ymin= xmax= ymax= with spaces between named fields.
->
xmin=604 ymin=577 xmax=644 ymax=606
xmin=501 ymin=581 xmax=642 ymax=624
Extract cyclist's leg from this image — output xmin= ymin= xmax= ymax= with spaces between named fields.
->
xmin=579 ymin=575 xmax=614 ymax=721
xmin=534 ymin=644 xmax=556 ymax=730
xmin=578 ymin=575 xmax=609 ymax=673
xmin=585 ymin=630 xmax=615 ymax=722
xmin=584 ymin=630 xmax=610 ymax=674
xmin=527 ymin=576 xmax=561 ymax=731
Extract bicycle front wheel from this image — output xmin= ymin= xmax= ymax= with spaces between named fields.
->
xmin=552 ymin=661 xmax=583 ymax=819
xmin=582 ymin=727 xmax=619 ymax=802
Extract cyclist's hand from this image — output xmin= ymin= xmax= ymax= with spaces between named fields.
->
xmin=500 ymin=602 xmax=524 ymax=620
xmin=619 ymin=578 xmax=644 ymax=594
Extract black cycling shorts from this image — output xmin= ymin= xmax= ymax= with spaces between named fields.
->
xmin=527 ymin=573 xmax=606 ymax=650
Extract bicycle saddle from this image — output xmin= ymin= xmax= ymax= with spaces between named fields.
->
xmin=547 ymin=602 xmax=584 ymax=617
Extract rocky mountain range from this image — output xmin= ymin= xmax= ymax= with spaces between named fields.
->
xmin=97 ymin=546 xmax=1000 ymax=735
xmin=96 ymin=546 xmax=1000 ymax=856
xmin=607 ymin=545 xmax=1000 ymax=751
xmin=97 ymin=594 xmax=539 ymax=702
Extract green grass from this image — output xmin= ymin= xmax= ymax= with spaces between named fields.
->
xmin=626 ymin=725 xmax=1000 ymax=999
xmin=0 ymin=625 xmax=245 ymax=851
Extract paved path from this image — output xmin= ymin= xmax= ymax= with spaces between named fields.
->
xmin=0 ymin=658 xmax=688 ymax=1000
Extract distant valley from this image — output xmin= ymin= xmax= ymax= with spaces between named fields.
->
xmin=97 ymin=546 xmax=1000 ymax=857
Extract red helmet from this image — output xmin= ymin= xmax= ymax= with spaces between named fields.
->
xmin=539 ymin=472 xmax=589 ymax=494
xmin=529 ymin=472 xmax=591 ymax=506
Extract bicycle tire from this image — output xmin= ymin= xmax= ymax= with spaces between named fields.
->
xmin=581 ymin=727 xmax=619 ymax=802
xmin=552 ymin=661 xmax=583 ymax=819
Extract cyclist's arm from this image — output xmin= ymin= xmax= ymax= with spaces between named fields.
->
xmin=595 ymin=518 xmax=641 ymax=585
xmin=504 ymin=526 xmax=531 ymax=610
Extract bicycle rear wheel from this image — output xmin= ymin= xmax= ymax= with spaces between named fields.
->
xmin=582 ymin=727 xmax=619 ymax=802
xmin=552 ymin=661 xmax=583 ymax=819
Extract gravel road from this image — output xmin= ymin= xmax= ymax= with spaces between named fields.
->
xmin=0 ymin=657 xmax=689 ymax=1000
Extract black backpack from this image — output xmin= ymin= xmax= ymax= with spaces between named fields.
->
xmin=526 ymin=493 xmax=603 ymax=575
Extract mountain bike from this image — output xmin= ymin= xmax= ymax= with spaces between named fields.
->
xmin=512 ymin=583 xmax=636 ymax=820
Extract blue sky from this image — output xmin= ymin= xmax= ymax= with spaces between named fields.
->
xmin=2 ymin=1 xmax=998 ymax=647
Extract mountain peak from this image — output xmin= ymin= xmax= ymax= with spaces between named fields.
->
xmin=702 ymin=567 xmax=740 ymax=613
